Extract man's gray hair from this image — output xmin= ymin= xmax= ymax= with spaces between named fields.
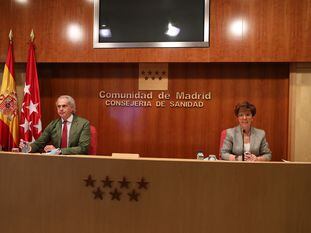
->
xmin=56 ymin=95 xmax=76 ymax=113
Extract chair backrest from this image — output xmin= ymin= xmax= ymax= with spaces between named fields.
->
xmin=219 ymin=129 xmax=227 ymax=159
xmin=88 ymin=125 xmax=97 ymax=155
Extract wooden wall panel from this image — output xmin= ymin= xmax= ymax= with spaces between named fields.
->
xmin=1 ymin=153 xmax=311 ymax=233
xmin=289 ymin=64 xmax=311 ymax=162
xmin=0 ymin=0 xmax=11 ymax=61
xmin=38 ymin=63 xmax=289 ymax=161
xmin=0 ymin=0 xmax=310 ymax=62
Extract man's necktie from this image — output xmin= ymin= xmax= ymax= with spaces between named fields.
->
xmin=61 ymin=121 xmax=68 ymax=148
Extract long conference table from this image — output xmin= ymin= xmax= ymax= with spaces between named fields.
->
xmin=0 ymin=152 xmax=310 ymax=233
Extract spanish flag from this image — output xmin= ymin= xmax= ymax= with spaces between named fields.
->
xmin=0 ymin=39 xmax=19 ymax=151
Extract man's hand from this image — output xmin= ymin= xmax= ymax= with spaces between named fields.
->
xmin=19 ymin=139 xmax=31 ymax=153
xmin=44 ymin=145 xmax=56 ymax=153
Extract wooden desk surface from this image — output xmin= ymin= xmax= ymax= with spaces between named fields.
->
xmin=1 ymin=153 xmax=310 ymax=233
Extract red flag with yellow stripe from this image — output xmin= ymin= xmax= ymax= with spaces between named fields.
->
xmin=0 ymin=42 xmax=19 ymax=151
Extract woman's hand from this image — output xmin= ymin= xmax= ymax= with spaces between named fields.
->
xmin=245 ymin=153 xmax=257 ymax=161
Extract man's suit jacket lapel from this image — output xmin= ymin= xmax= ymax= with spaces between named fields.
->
xmin=68 ymin=115 xmax=78 ymax=146
xmin=55 ymin=119 xmax=63 ymax=148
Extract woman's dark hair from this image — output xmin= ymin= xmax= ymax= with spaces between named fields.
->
xmin=234 ymin=101 xmax=256 ymax=117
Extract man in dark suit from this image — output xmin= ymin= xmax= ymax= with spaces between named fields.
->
xmin=21 ymin=95 xmax=90 ymax=155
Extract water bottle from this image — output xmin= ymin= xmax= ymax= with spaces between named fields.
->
xmin=196 ymin=151 xmax=204 ymax=160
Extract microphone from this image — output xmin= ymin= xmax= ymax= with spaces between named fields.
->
xmin=242 ymin=129 xmax=245 ymax=161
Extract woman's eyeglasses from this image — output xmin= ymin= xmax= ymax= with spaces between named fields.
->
xmin=238 ymin=113 xmax=252 ymax=118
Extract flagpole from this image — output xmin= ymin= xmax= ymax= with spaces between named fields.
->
xmin=8 ymin=29 xmax=13 ymax=44
xmin=30 ymin=29 xmax=35 ymax=42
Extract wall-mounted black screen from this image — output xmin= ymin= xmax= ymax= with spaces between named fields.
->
xmin=93 ymin=0 xmax=210 ymax=48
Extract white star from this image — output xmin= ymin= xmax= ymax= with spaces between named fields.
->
xmin=33 ymin=119 xmax=42 ymax=134
xmin=24 ymin=84 xmax=31 ymax=95
xmin=26 ymin=100 xmax=38 ymax=115
xmin=20 ymin=119 xmax=32 ymax=132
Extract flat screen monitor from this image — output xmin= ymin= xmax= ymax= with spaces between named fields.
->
xmin=93 ymin=0 xmax=210 ymax=48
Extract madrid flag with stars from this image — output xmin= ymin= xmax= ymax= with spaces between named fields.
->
xmin=0 ymin=42 xmax=19 ymax=150
xmin=20 ymin=41 xmax=42 ymax=142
